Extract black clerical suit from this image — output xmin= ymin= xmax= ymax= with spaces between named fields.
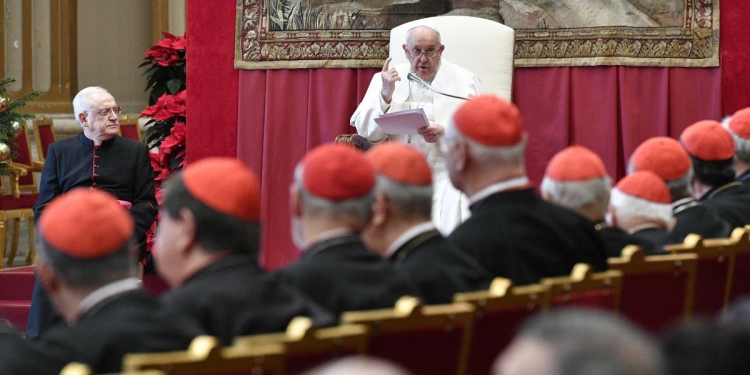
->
xmin=28 ymin=134 xmax=158 ymax=338
xmin=390 ymin=228 xmax=492 ymax=304
xmin=670 ymin=199 xmax=732 ymax=242
xmin=594 ymin=222 xmax=652 ymax=258
xmin=161 ymin=255 xmax=336 ymax=345
xmin=630 ymin=228 xmax=672 ymax=255
xmin=0 ymin=290 xmax=203 ymax=375
xmin=278 ymin=234 xmax=420 ymax=315
xmin=448 ymin=188 xmax=608 ymax=286
xmin=699 ymin=181 xmax=750 ymax=230
xmin=739 ymin=170 xmax=750 ymax=189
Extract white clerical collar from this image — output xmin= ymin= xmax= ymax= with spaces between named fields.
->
xmin=78 ymin=277 xmax=141 ymax=315
xmin=385 ymin=221 xmax=435 ymax=258
xmin=469 ymin=176 xmax=530 ymax=205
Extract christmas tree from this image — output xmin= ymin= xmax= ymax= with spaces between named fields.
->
xmin=0 ymin=77 xmax=39 ymax=175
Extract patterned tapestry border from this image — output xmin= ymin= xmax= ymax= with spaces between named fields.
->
xmin=234 ymin=0 xmax=718 ymax=69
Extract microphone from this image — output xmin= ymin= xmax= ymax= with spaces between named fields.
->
xmin=407 ymin=72 xmax=469 ymax=101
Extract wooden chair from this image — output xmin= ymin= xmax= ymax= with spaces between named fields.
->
xmin=0 ymin=121 xmax=41 ymax=268
xmin=608 ymin=245 xmax=697 ymax=333
xmin=727 ymin=227 xmax=750 ymax=305
xmin=341 ymin=296 xmax=474 ymax=375
xmin=234 ymin=317 xmax=368 ymax=375
xmin=60 ymin=362 xmax=166 ymax=375
xmin=119 ymin=115 xmax=143 ymax=141
xmin=33 ymin=116 xmax=55 ymax=161
xmin=541 ymin=263 xmax=623 ymax=311
xmin=454 ymin=278 xmax=548 ymax=375
xmin=665 ymin=233 xmax=735 ymax=316
xmin=122 ymin=335 xmax=286 ymax=375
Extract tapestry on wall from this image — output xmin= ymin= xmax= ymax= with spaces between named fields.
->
xmin=234 ymin=0 xmax=718 ymax=69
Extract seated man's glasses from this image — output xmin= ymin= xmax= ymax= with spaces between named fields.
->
xmin=408 ymin=48 xmax=439 ymax=58
xmin=90 ymin=106 xmax=122 ymax=117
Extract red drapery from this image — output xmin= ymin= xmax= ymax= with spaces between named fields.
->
xmin=188 ymin=0 xmax=750 ymax=270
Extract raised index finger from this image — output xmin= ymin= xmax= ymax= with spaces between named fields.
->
xmin=382 ymin=57 xmax=392 ymax=72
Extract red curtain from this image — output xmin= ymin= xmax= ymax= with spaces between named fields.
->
xmin=188 ymin=0 xmax=750 ymax=270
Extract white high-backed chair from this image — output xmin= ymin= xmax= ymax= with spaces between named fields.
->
xmin=337 ymin=16 xmax=515 ymax=149
xmin=388 ymin=16 xmax=515 ymax=100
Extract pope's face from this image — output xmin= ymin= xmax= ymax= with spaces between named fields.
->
xmin=403 ymin=27 xmax=444 ymax=82
xmin=80 ymin=92 xmax=120 ymax=142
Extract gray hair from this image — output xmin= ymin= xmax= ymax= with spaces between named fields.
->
xmin=37 ymin=236 xmax=137 ymax=288
xmin=374 ymin=175 xmax=432 ymax=219
xmin=72 ymin=86 xmax=111 ymax=126
xmin=627 ymin=159 xmax=693 ymax=201
xmin=294 ymin=164 xmax=374 ymax=225
xmin=516 ymin=309 xmax=665 ymax=375
xmin=445 ymin=118 xmax=526 ymax=168
xmin=405 ymin=24 xmax=442 ymax=46
xmin=722 ymin=116 xmax=750 ymax=164
xmin=540 ymin=176 xmax=611 ymax=211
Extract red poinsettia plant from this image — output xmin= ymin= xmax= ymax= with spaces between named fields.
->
xmin=140 ymin=32 xmax=187 ymax=256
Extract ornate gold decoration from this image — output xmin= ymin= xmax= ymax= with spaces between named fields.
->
xmin=235 ymin=0 xmax=718 ymax=69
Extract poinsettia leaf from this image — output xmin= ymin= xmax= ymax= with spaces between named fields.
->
xmin=138 ymin=61 xmax=152 ymax=68
xmin=167 ymin=79 xmax=182 ymax=94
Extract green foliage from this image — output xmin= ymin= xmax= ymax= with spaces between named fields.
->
xmin=0 ymin=77 xmax=40 ymax=174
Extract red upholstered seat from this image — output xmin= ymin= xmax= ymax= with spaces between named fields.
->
xmin=0 ymin=121 xmax=42 ymax=269
xmin=609 ymin=246 xmax=697 ymax=333
xmin=119 ymin=116 xmax=143 ymax=141
xmin=341 ymin=296 xmax=474 ymax=375
xmin=454 ymin=279 xmax=547 ymax=375
xmin=32 ymin=117 xmax=56 ymax=161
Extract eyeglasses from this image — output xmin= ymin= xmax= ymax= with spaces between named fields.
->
xmin=408 ymin=48 xmax=439 ymax=58
xmin=89 ymin=106 xmax=122 ymax=117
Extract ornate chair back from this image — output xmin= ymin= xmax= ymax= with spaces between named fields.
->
xmin=341 ymin=296 xmax=474 ymax=375
xmin=541 ymin=263 xmax=623 ymax=311
xmin=234 ymin=317 xmax=368 ymax=375
xmin=122 ymin=335 xmax=286 ymax=375
xmin=119 ymin=115 xmax=143 ymax=141
xmin=608 ymin=246 xmax=697 ymax=333
xmin=33 ymin=116 xmax=55 ymax=161
xmin=454 ymin=278 xmax=547 ymax=375
xmin=665 ymin=233 xmax=736 ymax=316
xmin=388 ymin=16 xmax=515 ymax=100
xmin=729 ymin=227 xmax=750 ymax=304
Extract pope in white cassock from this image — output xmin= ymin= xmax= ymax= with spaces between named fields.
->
xmin=350 ymin=22 xmax=483 ymax=234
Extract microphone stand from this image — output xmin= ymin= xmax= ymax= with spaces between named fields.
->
xmin=407 ymin=72 xmax=470 ymax=101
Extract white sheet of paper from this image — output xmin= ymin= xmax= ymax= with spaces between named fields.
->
xmin=374 ymin=108 xmax=430 ymax=134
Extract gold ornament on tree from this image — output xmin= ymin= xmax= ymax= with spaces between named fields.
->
xmin=10 ymin=121 xmax=21 ymax=138
xmin=0 ymin=96 xmax=9 ymax=113
xmin=0 ymin=142 xmax=10 ymax=162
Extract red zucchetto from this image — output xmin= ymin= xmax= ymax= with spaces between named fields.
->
xmin=630 ymin=137 xmax=691 ymax=181
xmin=182 ymin=157 xmax=261 ymax=222
xmin=302 ymin=143 xmax=375 ymax=200
xmin=728 ymin=108 xmax=750 ymax=139
xmin=545 ymin=145 xmax=607 ymax=181
xmin=451 ymin=95 xmax=524 ymax=147
xmin=680 ymin=120 xmax=735 ymax=161
xmin=40 ymin=188 xmax=133 ymax=259
xmin=613 ymin=171 xmax=672 ymax=204
xmin=365 ymin=143 xmax=432 ymax=185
